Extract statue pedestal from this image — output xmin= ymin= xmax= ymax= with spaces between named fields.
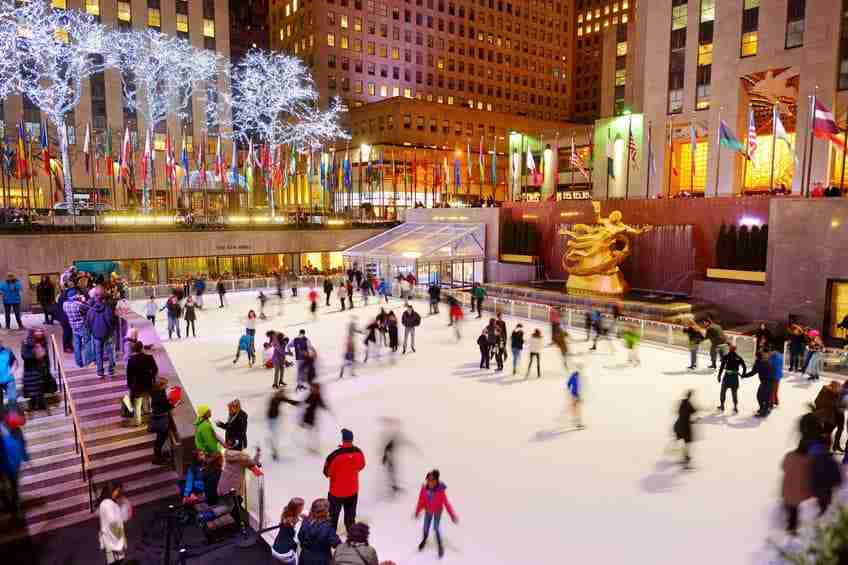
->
xmin=565 ymin=271 xmax=630 ymax=296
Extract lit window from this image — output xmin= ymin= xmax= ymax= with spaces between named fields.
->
xmin=279 ymin=29 xmax=285 ymax=40
xmin=744 ymin=0 xmax=759 ymax=7
xmin=380 ymin=84 xmax=388 ymax=96
xmin=617 ymin=41 xmax=627 ymax=56
xmin=622 ymin=0 xmax=628 ymax=8
xmin=176 ymin=14 xmax=189 ymax=33
xmin=154 ymin=133 xmax=166 ymax=151
xmin=285 ymin=4 xmax=290 ymax=16
xmin=203 ymin=18 xmax=215 ymax=38
xmin=52 ymin=0 xmax=67 ymax=8
xmin=603 ymin=18 xmax=609 ymax=27
xmin=340 ymin=35 xmax=349 ymax=48
xmin=404 ymin=87 xmax=413 ymax=98
xmin=147 ymin=8 xmax=161 ymax=28
xmin=354 ymin=16 xmax=362 ymax=32
xmin=392 ymin=47 xmax=400 ymax=59
xmin=741 ymin=31 xmax=758 ymax=57
xmin=437 ymin=57 xmax=444 ymax=70
xmin=594 ymin=22 xmax=600 ymax=31
xmin=438 ymin=95 xmax=444 ymax=103
xmin=118 ymin=2 xmax=132 ymax=23
xmin=586 ymin=12 xmax=591 ymax=20
xmin=612 ymin=2 xmax=618 ymax=12
xmin=293 ymin=0 xmax=298 ymax=11
xmin=577 ymin=13 xmax=583 ymax=22
xmin=447 ymin=95 xmax=454 ymax=104
xmin=379 ymin=45 xmax=388 ymax=57
xmin=604 ymin=5 xmax=610 ymax=14
xmin=367 ymin=82 xmax=375 ymax=95
xmin=393 ymin=86 xmax=400 ymax=96
xmin=700 ymin=0 xmax=715 ymax=22
xmin=621 ymin=13 xmax=628 ymax=22
xmin=698 ymin=43 xmax=713 ymax=66
xmin=341 ymin=14 xmax=348 ymax=28
xmin=615 ymin=69 xmax=626 ymax=86
xmin=85 ymin=0 xmax=99 ymax=16
xmin=595 ymin=8 xmax=600 ymax=17
xmin=671 ymin=5 xmax=687 ymax=30
xmin=355 ymin=80 xmax=363 ymax=93
xmin=612 ymin=15 xmax=618 ymax=24
xmin=327 ymin=32 xmax=335 ymax=47
xmin=577 ymin=27 xmax=583 ymax=36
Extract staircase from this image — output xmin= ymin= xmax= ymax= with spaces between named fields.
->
xmin=0 ymin=333 xmax=178 ymax=543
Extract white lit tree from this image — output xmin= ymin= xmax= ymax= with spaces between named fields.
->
xmin=106 ymin=28 xmax=221 ymax=212
xmin=15 ymin=0 xmax=107 ymax=212
xmin=0 ymin=0 xmax=26 ymax=101
xmin=229 ymin=49 xmax=347 ymax=215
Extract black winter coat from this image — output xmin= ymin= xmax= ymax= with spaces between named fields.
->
xmin=216 ymin=410 xmax=248 ymax=451
xmin=297 ymin=518 xmax=341 ymax=565
xmin=126 ymin=352 xmax=158 ymax=397
xmin=21 ymin=338 xmax=52 ymax=399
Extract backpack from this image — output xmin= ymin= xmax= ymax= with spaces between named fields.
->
xmin=411 ymin=311 xmax=421 ymax=327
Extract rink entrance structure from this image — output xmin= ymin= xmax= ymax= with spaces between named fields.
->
xmin=343 ymin=222 xmax=486 ymax=288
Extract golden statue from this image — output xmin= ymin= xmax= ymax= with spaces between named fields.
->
xmin=559 ymin=201 xmax=652 ymax=295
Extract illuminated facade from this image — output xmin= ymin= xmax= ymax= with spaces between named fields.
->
xmin=641 ymin=0 xmax=848 ymax=197
xmin=270 ymin=0 xmax=573 ymax=121
xmin=0 ymin=0 xmax=232 ymax=211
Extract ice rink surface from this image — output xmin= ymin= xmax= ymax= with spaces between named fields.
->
xmin=136 ymin=290 xmax=827 ymax=565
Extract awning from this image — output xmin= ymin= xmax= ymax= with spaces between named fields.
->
xmin=343 ymin=222 xmax=485 ymax=264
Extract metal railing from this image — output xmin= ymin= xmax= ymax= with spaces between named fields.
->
xmin=441 ymin=288 xmax=759 ymax=361
xmin=50 ymin=334 xmax=95 ymax=512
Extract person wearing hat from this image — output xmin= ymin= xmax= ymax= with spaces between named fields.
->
xmin=194 ymin=405 xmax=221 ymax=455
xmin=0 ymin=272 xmax=24 ymax=330
xmin=323 ymin=428 xmax=366 ymax=533
xmin=332 ymin=522 xmax=380 ymax=565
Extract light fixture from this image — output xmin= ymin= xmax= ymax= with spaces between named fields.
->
xmin=401 ymin=251 xmax=422 ymax=259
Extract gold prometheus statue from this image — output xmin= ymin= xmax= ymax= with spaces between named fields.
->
xmin=559 ymin=201 xmax=652 ymax=295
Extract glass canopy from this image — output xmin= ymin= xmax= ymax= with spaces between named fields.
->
xmin=343 ymin=222 xmax=485 ymax=264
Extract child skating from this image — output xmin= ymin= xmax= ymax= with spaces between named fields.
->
xmin=415 ymin=469 xmax=458 ymax=559
xmin=233 ymin=331 xmax=256 ymax=367
xmin=566 ymin=364 xmax=585 ymax=429
xmin=621 ymin=326 xmax=641 ymax=366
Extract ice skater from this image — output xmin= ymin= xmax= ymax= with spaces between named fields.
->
xmin=510 ymin=324 xmax=524 ymax=375
xmin=477 ymin=328 xmax=490 ymax=369
xmin=380 ymin=417 xmax=416 ymax=497
xmin=339 ymin=318 xmax=360 ymax=379
xmin=566 ymin=364 xmax=585 ymax=429
xmin=270 ymin=331 xmax=290 ymax=388
xmin=363 ymin=318 xmax=381 ymax=363
xmin=308 ymin=287 xmax=319 ymax=321
xmin=744 ymin=348 xmax=774 ymax=417
xmin=415 ymin=469 xmax=458 ymax=559
xmin=144 ymin=296 xmax=157 ymax=326
xmin=233 ymin=331 xmax=256 ymax=367
xmin=338 ymin=281 xmax=348 ymax=311
xmin=300 ymin=382 xmax=330 ymax=453
xmin=449 ymin=298 xmax=463 ymax=341
xmin=589 ymin=311 xmax=613 ymax=352
xmin=266 ymin=388 xmax=300 ymax=460
xmin=621 ymin=325 xmax=640 ymax=366
xmin=258 ymin=291 xmax=268 ymax=320
xmin=716 ymin=344 xmax=747 ymax=413
xmin=673 ymin=390 xmax=697 ymax=470
xmin=287 ymin=329 xmax=312 ymax=391
xmin=526 ymin=328 xmax=543 ymax=378
xmin=323 ymin=277 xmax=334 ymax=307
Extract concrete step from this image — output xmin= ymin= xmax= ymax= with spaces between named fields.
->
xmin=23 ymin=402 xmax=131 ymax=433
xmin=22 ymin=420 xmax=75 ymax=446
xmin=89 ymin=433 xmax=155 ymax=461
xmin=0 ymin=475 xmax=178 ymax=543
xmin=85 ymin=424 xmax=151 ymax=448
xmin=19 ymin=450 xmax=84 ymax=482
xmin=71 ymin=389 xmax=126 ymax=411
xmin=25 ymin=431 xmax=78 ymax=460
xmin=70 ymin=379 xmax=128 ymax=397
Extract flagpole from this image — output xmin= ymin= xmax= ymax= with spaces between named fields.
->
xmin=714 ymin=107 xmax=722 ymax=197
xmin=645 ymin=122 xmax=652 ymax=198
xmin=605 ymin=127 xmax=611 ymax=199
xmin=769 ymin=103 xmax=777 ymax=191
xmin=625 ymin=115 xmax=633 ymax=199
xmin=804 ymin=93 xmax=817 ymax=197
xmin=666 ymin=122 xmax=673 ymax=198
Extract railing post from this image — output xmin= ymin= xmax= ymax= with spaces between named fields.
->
xmin=640 ymin=319 xmax=645 ymax=338
xmin=667 ymin=324 xmax=673 ymax=345
xmin=510 ymin=299 xmax=514 ymax=317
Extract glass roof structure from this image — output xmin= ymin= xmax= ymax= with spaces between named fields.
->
xmin=343 ymin=222 xmax=485 ymax=263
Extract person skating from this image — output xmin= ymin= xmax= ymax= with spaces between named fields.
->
xmin=716 ymin=345 xmax=747 ymax=413
xmin=566 ymin=364 xmax=585 ymax=429
xmin=271 ymin=331 xmax=291 ymax=388
xmin=183 ymin=296 xmax=197 ymax=337
xmin=526 ymin=328 xmax=543 ymax=378
xmin=378 ymin=277 xmax=391 ymax=304
xmin=362 ymin=319 xmax=380 ymax=363
xmin=510 ymin=324 xmax=524 ymax=375
xmin=376 ymin=308 xmax=388 ymax=347
xmin=300 ymin=380 xmax=329 ymax=453
xmin=193 ymin=276 xmax=206 ymax=309
xmin=491 ymin=326 xmax=506 ymax=372
xmin=216 ymin=277 xmax=227 ymax=308
xmin=428 ymin=283 xmax=441 ymax=315
xmin=782 ymin=435 xmax=813 ymax=535
xmin=770 ymin=347 xmax=784 ymax=408
xmin=471 ymin=283 xmax=486 ymax=318
xmin=323 ymin=428 xmax=366 ymax=533
xmin=287 ymin=329 xmax=312 ymax=391
xmin=743 ymin=349 xmax=774 ymax=417
xmin=258 ymin=291 xmax=269 ymax=320
xmin=233 ymin=331 xmax=256 ymax=367
xmin=216 ymin=399 xmax=248 ymax=451
xmin=401 ymin=305 xmax=420 ymax=354
xmin=380 ymin=417 xmax=412 ymax=497
xmin=683 ymin=320 xmax=704 ymax=370
xmin=338 ymin=281 xmax=348 ymax=311
xmin=621 ymin=325 xmax=641 ymax=366
xmin=339 ymin=318 xmax=360 ymax=379
xmin=161 ymin=294 xmax=182 ymax=340
xmin=267 ymin=389 xmax=300 ymax=461
xmin=477 ymin=328 xmax=490 ymax=369
xmin=144 ymin=296 xmax=157 ymax=326
xmin=414 ymin=469 xmax=458 ymax=559
xmin=346 ymin=280 xmax=355 ymax=309
xmin=308 ymin=287 xmax=319 ymax=321
xmin=449 ymin=298 xmax=463 ymax=341
xmin=495 ymin=313 xmax=508 ymax=360
xmin=323 ymin=277 xmax=334 ymax=307
xmin=590 ymin=311 xmax=612 ymax=352
xmin=703 ymin=318 xmax=728 ymax=369
xmin=673 ymin=390 xmax=697 ymax=470
xmin=386 ymin=311 xmax=399 ymax=353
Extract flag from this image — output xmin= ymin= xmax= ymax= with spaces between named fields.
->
xmin=466 ymin=140 xmax=472 ymax=180
xmin=378 ymin=150 xmax=384 ymax=186
xmin=478 ymin=136 xmax=484 ymax=182
xmin=491 ymin=136 xmax=497 ymax=184
xmin=16 ymin=122 xmax=27 ymax=179
xmin=198 ymin=136 xmax=207 ymax=187
xmin=570 ymin=136 xmax=591 ymax=182
xmin=628 ymin=131 xmax=638 ymax=168
xmin=119 ymin=127 xmax=131 ymax=180
xmin=526 ymin=145 xmax=535 ymax=173
xmin=104 ymin=126 xmax=113 ymax=177
xmin=718 ymin=120 xmax=745 ymax=153
xmin=689 ymin=125 xmax=697 ymax=180
xmin=606 ymin=129 xmax=615 ymax=179
xmin=812 ymin=99 xmax=844 ymax=149
xmin=412 ymin=149 xmax=417 ymax=187
xmin=215 ymin=136 xmax=224 ymax=183
xmin=773 ymin=106 xmax=793 ymax=153
xmin=454 ymin=153 xmax=461 ymax=187
xmin=442 ymin=156 xmax=449 ymax=188
xmin=538 ymin=138 xmax=545 ymax=177
xmin=343 ymin=146 xmax=351 ymax=188
xmin=164 ymin=132 xmax=175 ymax=186
xmin=140 ymin=128 xmax=150 ymax=183
xmin=82 ymin=123 xmax=91 ymax=174
xmin=40 ymin=122 xmax=49 ymax=175
xmin=647 ymin=124 xmax=657 ymax=179
xmin=747 ymin=105 xmax=758 ymax=160
xmin=230 ymin=140 xmax=238 ymax=186
xmin=319 ymin=151 xmax=326 ymax=188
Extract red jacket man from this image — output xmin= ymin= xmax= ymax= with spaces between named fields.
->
xmin=323 ymin=428 xmax=366 ymax=531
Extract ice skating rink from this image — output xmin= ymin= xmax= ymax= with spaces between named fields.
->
xmin=138 ymin=290 xmax=823 ymax=565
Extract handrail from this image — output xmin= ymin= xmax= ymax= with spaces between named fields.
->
xmin=50 ymin=334 xmax=95 ymax=512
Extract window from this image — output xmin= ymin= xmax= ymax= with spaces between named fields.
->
xmin=615 ymin=69 xmax=626 ymax=86
xmin=117 ymin=1 xmax=131 ymax=24
xmin=785 ymin=0 xmax=806 ymax=48
xmin=52 ymin=0 xmax=67 ymax=7
xmin=147 ymin=8 xmax=161 ymax=28
xmin=341 ymin=14 xmax=349 ymax=28
xmin=368 ymin=82 xmax=375 ymax=95
xmin=380 ymin=84 xmax=388 ymax=96
xmin=671 ymin=4 xmax=687 ymax=30
xmin=403 ymin=113 xmax=411 ymax=128
xmin=327 ymin=32 xmax=336 ymax=47
xmin=698 ymin=43 xmax=713 ymax=66
xmin=416 ymin=116 xmax=424 ymax=130
xmin=355 ymin=80 xmax=363 ymax=93
xmin=203 ymin=18 xmax=215 ymax=38
xmin=741 ymin=0 xmax=759 ymax=57
xmin=616 ymin=41 xmax=627 ymax=56
xmin=85 ymin=0 xmax=100 ymax=18
xmin=340 ymin=35 xmax=349 ymax=48
xmin=668 ymin=0 xmax=687 ymax=114
xmin=176 ymin=13 xmax=189 ymax=34
xmin=391 ymin=47 xmax=399 ymax=59
xmin=741 ymin=31 xmax=758 ymax=57
xmin=354 ymin=16 xmax=362 ymax=31
xmin=404 ymin=87 xmax=413 ymax=98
